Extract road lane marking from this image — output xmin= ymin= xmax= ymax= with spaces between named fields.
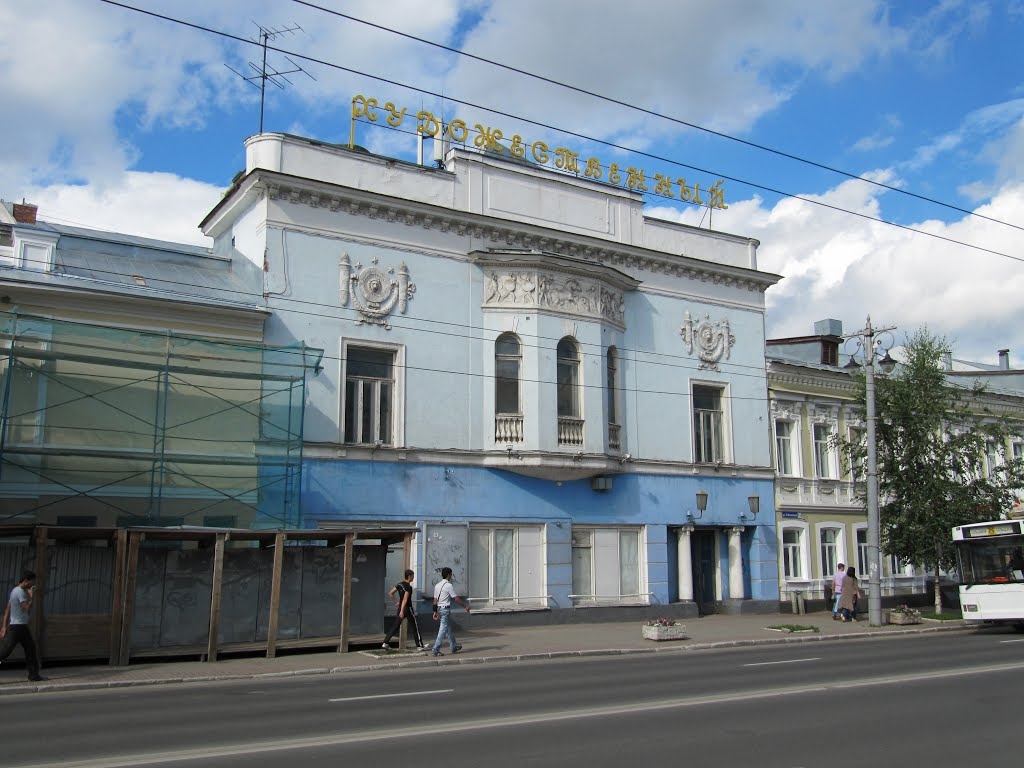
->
xmin=999 ymin=639 xmax=1024 ymax=644
xmin=329 ymin=688 xmax=453 ymax=703
xmin=743 ymin=657 xmax=820 ymax=667
xmin=15 ymin=661 xmax=1024 ymax=768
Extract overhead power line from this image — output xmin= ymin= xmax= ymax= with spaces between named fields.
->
xmin=95 ymin=0 xmax=1022 ymax=265
xmin=290 ymin=0 xmax=1023 ymax=235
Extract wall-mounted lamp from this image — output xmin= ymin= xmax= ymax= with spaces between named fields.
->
xmin=687 ymin=489 xmax=709 ymax=522
xmin=619 ymin=453 xmax=632 ymax=465
xmin=743 ymin=494 xmax=760 ymax=521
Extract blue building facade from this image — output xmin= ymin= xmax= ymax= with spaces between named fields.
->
xmin=202 ymin=132 xmax=781 ymax=618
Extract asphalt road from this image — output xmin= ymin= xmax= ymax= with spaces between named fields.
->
xmin=4 ymin=630 xmax=1023 ymax=767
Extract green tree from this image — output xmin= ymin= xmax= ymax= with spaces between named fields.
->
xmin=846 ymin=329 xmax=1024 ymax=614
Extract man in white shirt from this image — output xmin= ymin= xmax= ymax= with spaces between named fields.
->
xmin=430 ymin=567 xmax=471 ymax=657
xmin=0 ymin=570 xmax=44 ymax=681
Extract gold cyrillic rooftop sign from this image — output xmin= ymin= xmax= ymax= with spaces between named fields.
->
xmin=351 ymin=95 xmax=727 ymax=210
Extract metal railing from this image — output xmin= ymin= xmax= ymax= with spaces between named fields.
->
xmin=608 ymin=422 xmax=621 ymax=450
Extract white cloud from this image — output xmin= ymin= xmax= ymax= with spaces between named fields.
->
xmin=28 ymin=173 xmax=225 ymax=246
xmin=649 ymin=177 xmax=1024 ymax=364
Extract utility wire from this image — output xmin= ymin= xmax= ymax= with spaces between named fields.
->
xmin=95 ymin=0 xmax=1022 ymax=264
xmin=291 ymin=0 xmax=1022 ymax=234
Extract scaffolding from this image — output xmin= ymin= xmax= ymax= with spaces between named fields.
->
xmin=0 ymin=311 xmax=323 ymax=529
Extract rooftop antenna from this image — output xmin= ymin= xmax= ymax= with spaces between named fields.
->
xmin=226 ymin=22 xmax=316 ymax=134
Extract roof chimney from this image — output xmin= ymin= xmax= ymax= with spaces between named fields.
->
xmin=998 ymin=349 xmax=1010 ymax=370
xmin=12 ymin=202 xmax=37 ymax=225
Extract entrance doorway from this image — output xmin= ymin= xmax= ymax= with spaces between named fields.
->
xmin=691 ymin=529 xmax=718 ymax=616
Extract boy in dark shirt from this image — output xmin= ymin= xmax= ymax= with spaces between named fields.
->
xmin=382 ymin=569 xmax=426 ymax=651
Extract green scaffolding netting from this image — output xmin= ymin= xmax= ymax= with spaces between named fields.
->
xmin=0 ymin=311 xmax=322 ymax=529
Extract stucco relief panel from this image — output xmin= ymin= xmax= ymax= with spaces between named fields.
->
xmin=483 ymin=269 xmax=626 ymax=327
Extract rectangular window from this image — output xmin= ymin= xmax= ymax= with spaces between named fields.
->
xmin=468 ymin=526 xmax=541 ymax=606
xmin=693 ymin=385 xmax=725 ymax=463
xmin=782 ymin=529 xmax=802 ymax=579
xmin=571 ymin=529 xmax=593 ymax=599
xmin=775 ymin=421 xmax=794 ymax=475
xmin=820 ymin=528 xmax=839 ymax=578
xmin=571 ymin=527 xmax=644 ymax=603
xmin=857 ymin=529 xmax=868 ymax=577
xmin=619 ymin=530 xmax=640 ymax=598
xmin=848 ymin=427 xmax=865 ymax=480
xmin=344 ymin=346 xmax=394 ymax=445
xmin=813 ymin=424 xmax=833 ymax=479
xmin=985 ymin=441 xmax=1001 ymax=478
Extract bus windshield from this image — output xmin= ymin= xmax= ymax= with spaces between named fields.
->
xmin=956 ymin=534 xmax=1024 ymax=584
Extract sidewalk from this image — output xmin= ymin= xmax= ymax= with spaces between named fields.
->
xmin=0 ymin=612 xmax=969 ymax=695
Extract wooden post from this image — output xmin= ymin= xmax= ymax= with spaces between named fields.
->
xmin=108 ymin=529 xmax=128 ymax=666
xmin=118 ymin=531 xmax=144 ymax=666
xmin=338 ymin=533 xmax=354 ymax=653
xmin=399 ymin=532 xmax=413 ymax=648
xmin=206 ymin=533 xmax=226 ymax=662
xmin=31 ymin=526 xmax=48 ymax=660
xmin=265 ymin=532 xmax=285 ymax=659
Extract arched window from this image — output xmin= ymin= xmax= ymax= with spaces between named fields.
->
xmin=606 ymin=346 xmax=620 ymax=449
xmin=494 ymin=334 xmax=523 ymax=443
xmin=556 ymin=337 xmax=580 ymax=419
xmin=556 ymin=338 xmax=583 ymax=446
xmin=495 ymin=333 xmax=521 ymax=416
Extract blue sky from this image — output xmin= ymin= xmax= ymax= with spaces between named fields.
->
xmin=2 ymin=0 xmax=1023 ymax=364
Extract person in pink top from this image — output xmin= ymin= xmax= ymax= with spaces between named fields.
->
xmin=831 ymin=563 xmax=846 ymax=619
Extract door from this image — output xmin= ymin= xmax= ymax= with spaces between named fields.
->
xmin=692 ymin=530 xmax=718 ymax=616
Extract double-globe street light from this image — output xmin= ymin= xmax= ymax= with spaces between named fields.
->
xmin=844 ymin=316 xmax=896 ymax=627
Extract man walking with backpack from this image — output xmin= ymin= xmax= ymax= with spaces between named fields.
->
xmin=0 ymin=570 xmax=45 ymax=682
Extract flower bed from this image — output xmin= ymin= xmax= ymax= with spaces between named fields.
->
xmin=642 ymin=621 xmax=687 ymax=641
xmin=888 ymin=605 xmax=922 ymax=625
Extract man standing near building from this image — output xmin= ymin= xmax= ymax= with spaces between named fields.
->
xmin=382 ymin=569 xmax=426 ymax=651
xmin=431 ymin=567 xmax=471 ymax=657
xmin=0 ymin=570 xmax=45 ymax=682
xmin=831 ymin=562 xmax=846 ymax=619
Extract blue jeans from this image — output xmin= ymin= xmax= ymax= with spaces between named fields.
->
xmin=432 ymin=606 xmax=457 ymax=653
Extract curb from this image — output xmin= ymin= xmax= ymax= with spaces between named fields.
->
xmin=0 ymin=623 xmax=971 ymax=696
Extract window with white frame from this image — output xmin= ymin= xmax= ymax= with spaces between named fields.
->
xmin=782 ymin=528 xmax=803 ymax=579
xmin=984 ymin=440 xmax=1002 ymax=478
xmin=467 ymin=525 xmax=543 ymax=607
xmin=495 ymin=333 xmax=521 ymax=416
xmin=775 ymin=420 xmax=796 ymax=475
xmin=494 ymin=333 xmax=523 ymax=443
xmin=1013 ymin=440 xmax=1023 ymax=462
xmin=847 ymin=426 xmax=865 ymax=480
xmin=606 ymin=346 xmax=620 ymax=449
xmin=819 ymin=527 xmax=842 ymax=579
xmin=693 ymin=384 xmax=726 ymax=463
xmin=343 ymin=344 xmax=400 ymax=446
xmin=856 ymin=528 xmax=868 ymax=577
xmin=813 ymin=423 xmax=834 ymax=479
xmin=556 ymin=337 xmax=581 ymax=419
xmin=571 ymin=527 xmax=644 ymax=603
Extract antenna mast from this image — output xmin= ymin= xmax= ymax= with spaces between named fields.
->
xmin=226 ymin=22 xmax=316 ymax=133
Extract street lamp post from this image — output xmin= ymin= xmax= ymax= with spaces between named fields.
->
xmin=845 ymin=316 xmax=896 ymax=627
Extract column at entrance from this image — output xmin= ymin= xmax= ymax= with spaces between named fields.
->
xmin=676 ymin=525 xmax=694 ymax=601
xmin=727 ymin=526 xmax=745 ymax=600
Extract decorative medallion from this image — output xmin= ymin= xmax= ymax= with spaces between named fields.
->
xmin=339 ymin=253 xmax=415 ymax=330
xmin=680 ymin=311 xmax=735 ymax=371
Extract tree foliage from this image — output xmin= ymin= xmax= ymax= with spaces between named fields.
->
xmin=844 ymin=329 xmax=1024 ymax=610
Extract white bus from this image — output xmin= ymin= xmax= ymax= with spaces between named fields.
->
xmin=953 ymin=519 xmax=1024 ymax=627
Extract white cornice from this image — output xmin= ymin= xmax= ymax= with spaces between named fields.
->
xmin=230 ymin=170 xmax=778 ymax=295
